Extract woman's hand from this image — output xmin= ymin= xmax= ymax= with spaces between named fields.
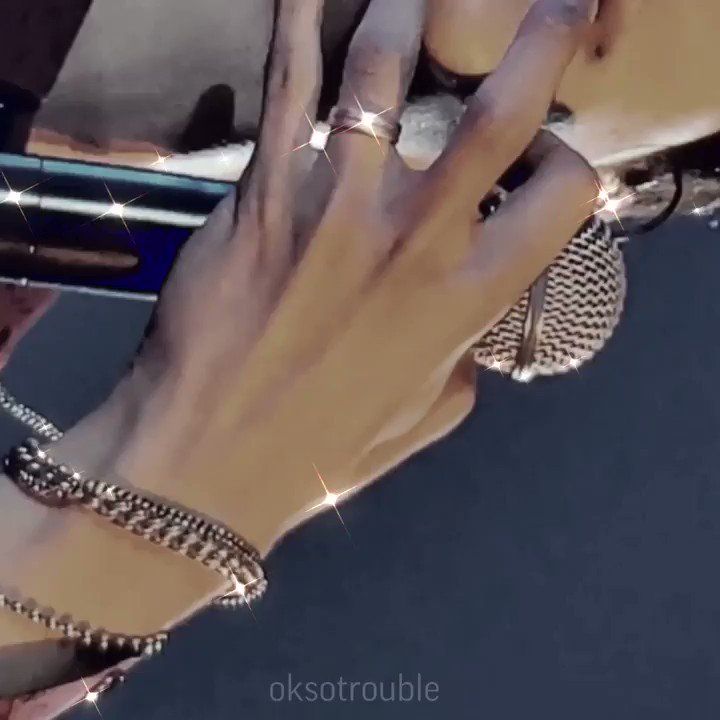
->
xmin=81 ymin=0 xmax=600 ymax=555
xmin=1 ymin=0 xmax=599 ymax=645
xmin=0 ymin=0 xmax=598 ymax=708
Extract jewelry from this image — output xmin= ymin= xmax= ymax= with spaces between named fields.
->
xmin=2 ymin=437 xmax=267 ymax=658
xmin=328 ymin=106 xmax=401 ymax=145
xmin=0 ymin=382 xmax=63 ymax=441
xmin=308 ymin=121 xmax=332 ymax=152
xmin=0 ymin=383 xmax=266 ymax=603
xmin=474 ymin=215 xmax=626 ymax=381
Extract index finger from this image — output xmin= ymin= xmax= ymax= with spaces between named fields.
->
xmin=425 ymin=0 xmax=598 ymax=211
xmin=253 ymin=0 xmax=326 ymax=170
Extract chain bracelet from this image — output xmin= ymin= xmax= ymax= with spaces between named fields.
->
xmin=0 ymin=381 xmax=264 ymax=603
xmin=0 ymin=384 xmax=267 ymax=661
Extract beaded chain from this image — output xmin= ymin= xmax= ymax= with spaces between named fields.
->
xmin=0 ymin=382 xmax=63 ymax=442
xmin=0 ymin=387 xmax=267 ymax=660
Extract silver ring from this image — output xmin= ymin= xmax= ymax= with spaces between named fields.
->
xmin=308 ymin=121 xmax=332 ymax=152
xmin=328 ymin=106 xmax=401 ymax=145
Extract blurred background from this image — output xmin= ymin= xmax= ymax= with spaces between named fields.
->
xmin=3 ymin=213 xmax=720 ymax=719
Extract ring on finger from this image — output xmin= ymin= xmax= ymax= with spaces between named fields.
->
xmin=328 ymin=105 xmax=402 ymax=145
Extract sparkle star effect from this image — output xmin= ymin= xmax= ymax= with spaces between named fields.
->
xmin=149 ymin=148 xmax=172 ymax=169
xmin=69 ymin=678 xmax=104 ymax=719
xmin=285 ymin=110 xmax=336 ymax=176
xmin=93 ymin=182 xmax=148 ymax=235
xmin=561 ymin=351 xmax=583 ymax=374
xmin=223 ymin=574 xmax=260 ymax=603
xmin=308 ymin=463 xmax=357 ymax=539
xmin=335 ymin=94 xmax=395 ymax=155
xmin=222 ymin=573 xmax=261 ymax=622
xmin=0 ymin=170 xmax=46 ymax=230
xmin=690 ymin=201 xmax=709 ymax=217
xmin=487 ymin=351 xmax=512 ymax=375
xmin=591 ymin=185 xmax=636 ymax=230
xmin=309 ymin=125 xmax=331 ymax=152
xmin=36 ymin=420 xmax=57 ymax=438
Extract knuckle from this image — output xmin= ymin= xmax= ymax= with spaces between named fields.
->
xmin=464 ymin=93 xmax=514 ymax=142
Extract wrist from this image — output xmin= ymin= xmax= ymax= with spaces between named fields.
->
xmin=0 ymin=480 xmax=221 ymax=649
xmin=0 ymin=381 xmax=223 ymax=650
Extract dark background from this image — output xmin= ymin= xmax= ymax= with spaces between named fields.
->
xmin=3 ymin=216 xmax=720 ymax=718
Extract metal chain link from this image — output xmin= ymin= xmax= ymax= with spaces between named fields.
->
xmin=0 ymin=381 xmax=266 ymax=603
xmin=0 ymin=381 xmax=63 ymax=441
xmin=0 ymin=381 xmax=266 ymax=695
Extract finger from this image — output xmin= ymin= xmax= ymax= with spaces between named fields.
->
xmin=453 ymin=134 xmax=598 ymax=341
xmin=424 ymin=0 xmax=598 ymax=212
xmin=326 ymin=0 xmax=427 ymax=171
xmin=252 ymin=0 xmax=325 ymax=175
xmin=352 ymin=353 xmax=477 ymax=485
xmin=240 ymin=1 xmax=325 ymax=266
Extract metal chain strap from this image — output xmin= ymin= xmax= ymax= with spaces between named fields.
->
xmin=0 ymin=383 xmax=267 ymax=664
xmin=0 ymin=382 xmax=265 ymax=603
xmin=0 ymin=382 xmax=63 ymax=441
